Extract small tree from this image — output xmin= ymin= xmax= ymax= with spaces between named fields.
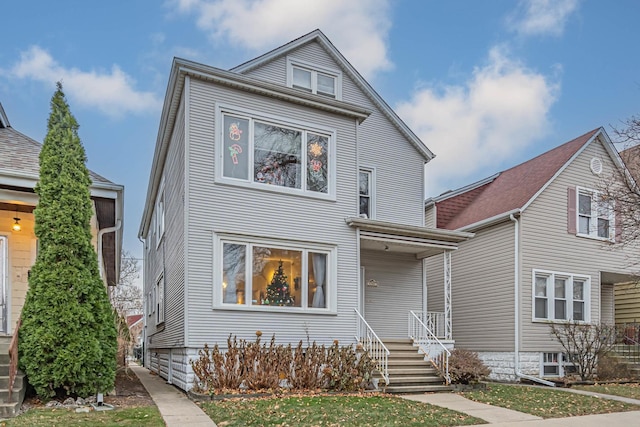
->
xmin=550 ymin=322 xmax=616 ymax=381
xmin=19 ymin=83 xmax=117 ymax=398
xmin=109 ymin=251 xmax=142 ymax=366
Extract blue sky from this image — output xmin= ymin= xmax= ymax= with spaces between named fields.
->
xmin=1 ymin=0 xmax=639 ymax=262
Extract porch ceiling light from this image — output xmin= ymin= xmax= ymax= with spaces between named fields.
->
xmin=12 ymin=209 xmax=21 ymax=232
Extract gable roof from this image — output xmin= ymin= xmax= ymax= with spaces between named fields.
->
xmin=231 ymin=29 xmax=434 ymax=161
xmin=0 ymin=103 xmax=124 ymax=287
xmin=127 ymin=314 xmax=143 ymax=327
xmin=620 ymin=144 xmax=640 ymax=182
xmin=433 ymin=128 xmax=611 ymax=231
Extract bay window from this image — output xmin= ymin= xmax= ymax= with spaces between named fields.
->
xmin=217 ymin=236 xmax=333 ymax=311
xmin=219 ymin=108 xmax=333 ymax=197
xmin=533 ymin=270 xmax=590 ymax=322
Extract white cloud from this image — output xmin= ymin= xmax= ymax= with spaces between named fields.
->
xmin=10 ymin=46 xmax=161 ymax=118
xmin=508 ymin=0 xmax=580 ymax=37
xmin=170 ymin=0 xmax=392 ymax=78
xmin=396 ymin=47 xmax=559 ymax=196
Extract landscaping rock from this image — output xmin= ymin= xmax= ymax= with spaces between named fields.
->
xmin=76 ymin=397 xmax=86 ymax=406
xmin=75 ymin=407 xmax=90 ymax=413
xmin=46 ymin=400 xmax=62 ymax=408
xmin=63 ymin=397 xmax=76 ymax=406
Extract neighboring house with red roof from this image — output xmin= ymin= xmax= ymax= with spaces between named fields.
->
xmin=425 ymin=128 xmax=637 ymax=381
xmin=126 ymin=314 xmax=144 ymax=354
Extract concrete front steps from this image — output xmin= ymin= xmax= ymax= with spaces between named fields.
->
xmin=379 ymin=338 xmax=452 ymax=394
xmin=0 ymin=336 xmax=26 ymax=418
xmin=609 ymin=344 xmax=640 ymax=378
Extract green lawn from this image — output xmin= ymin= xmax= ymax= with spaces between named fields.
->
xmin=2 ymin=406 xmax=164 ymax=427
xmin=463 ymin=383 xmax=640 ymax=418
xmin=572 ymin=383 xmax=640 ymax=400
xmin=199 ymin=395 xmax=485 ymax=427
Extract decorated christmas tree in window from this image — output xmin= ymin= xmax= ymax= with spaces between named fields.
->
xmin=265 ymin=260 xmax=294 ymax=306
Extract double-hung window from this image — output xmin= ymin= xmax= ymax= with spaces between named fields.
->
xmin=577 ymin=187 xmax=613 ymax=240
xmin=219 ymin=108 xmax=333 ymax=197
xmin=359 ymin=168 xmax=374 ymax=218
xmin=216 ymin=235 xmax=334 ymax=312
xmin=533 ymin=270 xmax=590 ymax=322
xmin=287 ymin=58 xmax=341 ymax=99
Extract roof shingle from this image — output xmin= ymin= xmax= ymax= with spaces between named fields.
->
xmin=437 ymin=128 xmax=600 ymax=230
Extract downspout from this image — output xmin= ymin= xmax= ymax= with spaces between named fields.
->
xmin=510 ymin=213 xmax=555 ymax=387
xmin=98 ymin=220 xmax=122 ymax=284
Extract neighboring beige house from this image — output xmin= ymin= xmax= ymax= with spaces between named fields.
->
xmin=425 ymin=128 xmax=637 ymax=381
xmin=0 ymin=102 xmax=124 ymax=336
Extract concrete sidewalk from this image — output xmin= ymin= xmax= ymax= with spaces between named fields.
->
xmin=403 ymin=391 xmax=640 ymax=426
xmin=130 ymin=364 xmax=216 ymax=427
xmin=402 ymin=393 xmax=542 ymax=424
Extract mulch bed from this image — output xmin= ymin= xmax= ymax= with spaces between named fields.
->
xmin=21 ymin=365 xmax=155 ymax=410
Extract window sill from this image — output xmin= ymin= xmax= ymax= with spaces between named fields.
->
xmin=213 ymin=304 xmax=337 ymax=316
xmin=532 ymin=318 xmax=590 ymax=324
xmin=575 ymin=233 xmax=614 ymax=243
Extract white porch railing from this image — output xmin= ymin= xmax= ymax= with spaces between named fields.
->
xmin=354 ymin=309 xmax=389 ymax=385
xmin=414 ymin=311 xmax=446 ymax=338
xmin=408 ymin=310 xmax=451 ymax=384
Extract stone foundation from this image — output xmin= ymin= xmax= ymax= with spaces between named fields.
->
xmin=477 ymin=352 xmax=541 ymax=381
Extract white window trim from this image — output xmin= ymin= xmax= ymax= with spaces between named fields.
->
xmin=532 ymin=269 xmax=591 ymax=323
xmin=286 ymin=57 xmax=342 ymax=100
xmin=215 ymin=103 xmax=336 ymax=200
xmin=576 ymin=186 xmax=614 ymax=242
xmin=156 ymin=274 xmax=165 ymax=324
xmin=155 ymin=178 xmax=165 ymax=248
xmin=358 ymin=167 xmax=375 ymax=219
xmin=212 ymin=232 xmax=337 ymax=314
xmin=540 ymin=352 xmax=576 ymax=378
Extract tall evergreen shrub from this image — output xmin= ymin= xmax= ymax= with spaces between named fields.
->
xmin=19 ymin=83 xmax=117 ymax=398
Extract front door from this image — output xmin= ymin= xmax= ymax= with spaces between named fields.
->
xmin=0 ymin=236 xmax=6 ymax=333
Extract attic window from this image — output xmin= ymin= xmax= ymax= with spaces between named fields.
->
xmin=287 ymin=58 xmax=341 ymax=100
xmin=590 ymin=157 xmax=603 ymax=175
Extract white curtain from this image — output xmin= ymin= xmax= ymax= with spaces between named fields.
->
xmin=311 ymin=253 xmax=326 ymax=308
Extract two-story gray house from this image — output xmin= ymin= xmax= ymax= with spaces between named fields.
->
xmin=139 ymin=30 xmax=472 ymax=392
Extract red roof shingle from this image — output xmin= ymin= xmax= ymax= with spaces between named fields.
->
xmin=437 ymin=128 xmax=601 ymax=230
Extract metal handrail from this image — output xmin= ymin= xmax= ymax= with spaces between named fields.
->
xmin=408 ymin=310 xmax=451 ymax=383
xmin=354 ymin=309 xmax=390 ymax=385
xmin=8 ymin=317 xmax=21 ymax=401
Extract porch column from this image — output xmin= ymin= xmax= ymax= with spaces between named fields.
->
xmin=444 ymin=250 xmax=452 ymax=340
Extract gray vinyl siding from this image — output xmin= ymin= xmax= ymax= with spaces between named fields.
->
xmin=427 ymin=222 xmax=516 ymax=351
xmin=520 ymin=137 xmax=634 ymax=352
xmin=425 ymin=205 xmax=436 ymax=228
xmin=242 ymin=40 xmax=426 ymax=226
xmin=184 ymin=77 xmax=359 ymax=347
xmin=147 ymin=98 xmax=187 ymax=348
xmin=361 ymin=250 xmax=423 ymax=338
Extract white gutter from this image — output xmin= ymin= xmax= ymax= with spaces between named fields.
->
xmin=98 ymin=220 xmax=122 ymax=284
xmin=510 ymin=213 xmax=555 ymax=387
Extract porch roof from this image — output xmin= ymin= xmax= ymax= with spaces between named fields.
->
xmin=345 ymin=217 xmax=474 ymax=259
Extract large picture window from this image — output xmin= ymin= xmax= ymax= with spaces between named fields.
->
xmin=533 ymin=270 xmax=590 ymax=322
xmin=218 ymin=237 xmax=332 ymax=311
xmin=219 ymin=110 xmax=333 ymax=197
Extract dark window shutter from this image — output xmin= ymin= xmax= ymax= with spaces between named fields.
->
xmin=567 ymin=187 xmax=576 ymax=234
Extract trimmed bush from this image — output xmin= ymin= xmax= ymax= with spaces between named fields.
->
xmin=448 ymin=348 xmax=490 ymax=384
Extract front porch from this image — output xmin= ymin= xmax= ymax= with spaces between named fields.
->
xmin=345 ymin=217 xmax=473 ymax=391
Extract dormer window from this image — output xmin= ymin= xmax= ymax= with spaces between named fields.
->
xmin=287 ymin=58 xmax=341 ymax=99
